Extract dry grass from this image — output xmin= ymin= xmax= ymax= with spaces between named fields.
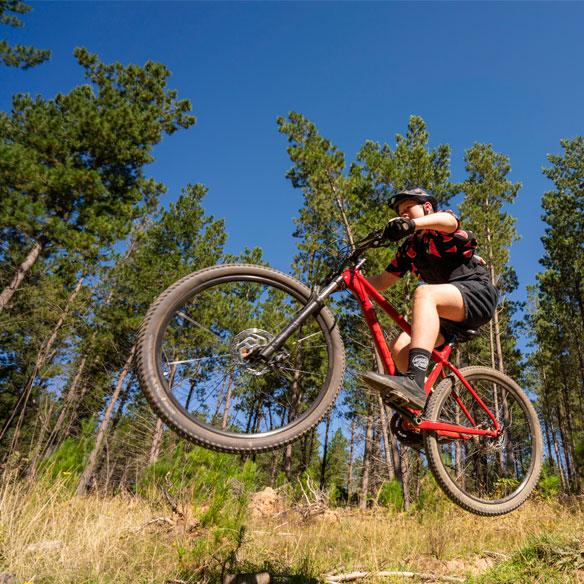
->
xmin=0 ymin=477 xmax=190 ymax=583
xmin=239 ymin=499 xmax=584 ymax=582
xmin=1 ymin=477 xmax=583 ymax=583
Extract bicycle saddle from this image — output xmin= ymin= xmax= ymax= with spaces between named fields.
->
xmin=439 ymin=318 xmax=479 ymax=343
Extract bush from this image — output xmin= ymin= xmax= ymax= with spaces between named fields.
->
xmin=470 ymin=534 xmax=584 ymax=583
xmin=140 ymin=443 xmax=258 ymax=529
xmin=537 ymin=472 xmax=561 ymax=499
xmin=377 ymin=480 xmax=404 ymax=511
xmin=39 ymin=418 xmax=96 ymax=485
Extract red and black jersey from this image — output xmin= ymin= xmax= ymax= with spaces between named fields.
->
xmin=385 ymin=211 xmax=489 ymax=284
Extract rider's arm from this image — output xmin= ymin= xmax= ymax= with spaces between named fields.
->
xmin=412 ymin=211 xmax=458 ymax=234
xmin=367 ymin=271 xmax=400 ymax=292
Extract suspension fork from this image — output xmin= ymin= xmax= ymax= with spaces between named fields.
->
xmin=258 ymin=273 xmax=345 ymax=361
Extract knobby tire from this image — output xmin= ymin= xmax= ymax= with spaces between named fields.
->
xmin=424 ymin=366 xmax=543 ymax=516
xmin=136 ymin=264 xmax=345 ymax=454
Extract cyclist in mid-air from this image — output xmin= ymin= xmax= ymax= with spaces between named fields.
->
xmin=362 ymin=187 xmax=498 ymax=409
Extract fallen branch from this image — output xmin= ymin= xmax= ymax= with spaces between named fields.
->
xmin=296 ymin=476 xmax=328 ymax=520
xmin=323 ymin=571 xmax=465 ymax=583
xmin=161 ymin=472 xmax=186 ymax=519
xmin=483 ymin=550 xmax=509 ymax=560
xmin=133 ymin=516 xmax=174 ymax=532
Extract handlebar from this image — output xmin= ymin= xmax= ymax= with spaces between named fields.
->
xmin=319 ymin=228 xmax=388 ymax=284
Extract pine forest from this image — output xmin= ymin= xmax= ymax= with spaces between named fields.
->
xmin=1 ymin=3 xmax=584 ymax=583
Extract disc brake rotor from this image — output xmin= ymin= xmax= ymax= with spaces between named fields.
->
xmin=231 ymin=328 xmax=274 ymax=376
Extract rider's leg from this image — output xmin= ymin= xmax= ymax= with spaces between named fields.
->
xmin=410 ymin=284 xmax=465 ymax=352
xmin=391 ymin=331 xmax=411 ymax=373
xmin=363 ymin=284 xmax=465 ymax=409
xmin=406 ymin=284 xmax=465 ymax=387
xmin=390 ymin=283 xmax=462 ymax=375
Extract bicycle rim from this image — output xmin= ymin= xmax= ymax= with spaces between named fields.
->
xmin=153 ymin=272 xmax=337 ymax=442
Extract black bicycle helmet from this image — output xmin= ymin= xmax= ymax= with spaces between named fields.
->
xmin=389 ymin=187 xmax=437 ymax=213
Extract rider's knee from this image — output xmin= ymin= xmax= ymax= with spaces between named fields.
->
xmin=413 ymin=284 xmax=436 ymax=305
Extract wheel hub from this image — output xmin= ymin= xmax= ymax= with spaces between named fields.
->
xmin=231 ymin=328 xmax=274 ymax=376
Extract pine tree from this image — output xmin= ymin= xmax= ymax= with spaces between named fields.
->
xmin=0 ymin=48 xmax=195 ymax=312
xmin=75 ymin=185 xmax=226 ymax=493
xmin=0 ymin=0 xmax=50 ymax=69
xmin=527 ymin=136 xmax=584 ymax=492
xmin=458 ymin=143 xmax=522 ymax=375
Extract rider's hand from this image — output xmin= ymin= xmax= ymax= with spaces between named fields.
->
xmin=383 ymin=217 xmax=416 ymax=242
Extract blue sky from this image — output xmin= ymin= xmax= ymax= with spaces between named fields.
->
xmin=2 ymin=2 xmax=583 ymax=347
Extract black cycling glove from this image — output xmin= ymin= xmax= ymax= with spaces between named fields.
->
xmin=383 ymin=217 xmax=416 ymax=241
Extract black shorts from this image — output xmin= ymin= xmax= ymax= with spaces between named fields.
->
xmin=440 ymin=279 xmax=499 ymax=335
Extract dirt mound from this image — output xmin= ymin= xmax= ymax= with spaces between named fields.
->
xmin=248 ymin=487 xmax=285 ymax=518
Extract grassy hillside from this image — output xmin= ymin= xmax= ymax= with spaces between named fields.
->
xmin=1 ymin=474 xmax=583 ymax=584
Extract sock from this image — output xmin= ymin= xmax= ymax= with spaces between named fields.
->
xmin=407 ymin=348 xmax=431 ymax=388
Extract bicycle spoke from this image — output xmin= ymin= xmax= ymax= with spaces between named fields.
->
xmin=167 ymin=354 xmax=230 ymax=366
xmin=177 ymin=310 xmax=227 ymax=346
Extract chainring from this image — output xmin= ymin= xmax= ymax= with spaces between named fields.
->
xmin=390 ymin=412 xmax=425 ymax=451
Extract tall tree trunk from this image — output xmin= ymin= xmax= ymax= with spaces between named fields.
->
xmin=283 ymin=351 xmax=303 ymax=481
xmin=552 ymin=429 xmax=569 ymax=493
xmin=370 ymin=418 xmax=381 ymax=498
xmin=283 ymin=443 xmax=293 ymax=482
xmin=299 ymin=432 xmax=310 ymax=474
xmin=454 ymin=351 xmax=464 ymax=486
xmin=307 ymin=428 xmax=316 ymax=470
xmin=400 ymin=447 xmax=412 ymax=510
xmin=148 ymin=418 xmax=164 ymax=465
xmin=347 ymin=417 xmax=357 ymax=505
xmin=330 ymin=182 xmax=355 ymax=249
xmin=109 ymin=381 xmax=131 ymax=436
xmin=492 ymin=306 xmax=506 ymax=374
xmin=45 ymin=355 xmax=88 ymax=452
xmin=2 ymin=275 xmax=85 ymax=453
xmin=148 ymin=363 xmax=176 ymax=465
xmin=76 ymin=345 xmax=136 ymax=495
xmin=542 ymin=417 xmax=555 ymax=471
xmin=27 ymin=394 xmax=55 ymax=478
xmin=347 ymin=418 xmax=356 ymax=503
xmin=485 ymin=230 xmax=506 ymax=374
xmin=359 ymin=408 xmax=373 ymax=510
xmin=373 ymin=347 xmax=395 ymax=480
xmin=556 ymin=403 xmax=576 ymax=491
xmin=0 ymin=240 xmax=42 ymax=312
xmin=222 ymin=377 xmax=233 ymax=430
xmin=377 ymin=395 xmax=396 ymax=481
xmin=386 ymin=405 xmax=401 ymax=481
xmin=319 ymin=412 xmax=332 ymax=489
xmin=559 ymin=373 xmax=580 ymax=481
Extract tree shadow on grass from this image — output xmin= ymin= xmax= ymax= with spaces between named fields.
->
xmin=218 ymin=559 xmax=321 ymax=584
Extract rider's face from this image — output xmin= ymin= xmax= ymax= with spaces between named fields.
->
xmin=398 ymin=200 xmax=425 ymax=219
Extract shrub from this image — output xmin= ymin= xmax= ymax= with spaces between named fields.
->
xmin=377 ymin=480 xmax=404 ymax=511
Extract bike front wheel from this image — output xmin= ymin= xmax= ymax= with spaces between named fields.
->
xmin=136 ymin=264 xmax=345 ymax=453
xmin=424 ymin=366 xmax=543 ymax=516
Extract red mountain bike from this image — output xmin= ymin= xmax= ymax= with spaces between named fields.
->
xmin=137 ymin=229 xmax=543 ymax=516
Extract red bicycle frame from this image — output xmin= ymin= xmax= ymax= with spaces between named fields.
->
xmin=342 ymin=267 xmax=501 ymax=440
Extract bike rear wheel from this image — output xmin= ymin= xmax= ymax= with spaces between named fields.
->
xmin=424 ymin=366 xmax=542 ymax=516
xmin=136 ymin=264 xmax=345 ymax=453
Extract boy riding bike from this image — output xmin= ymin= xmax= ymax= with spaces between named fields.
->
xmin=137 ymin=184 xmax=542 ymax=515
xmin=363 ymin=187 xmax=499 ymax=409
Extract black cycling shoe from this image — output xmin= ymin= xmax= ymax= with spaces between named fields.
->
xmin=361 ymin=371 xmax=427 ymax=409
